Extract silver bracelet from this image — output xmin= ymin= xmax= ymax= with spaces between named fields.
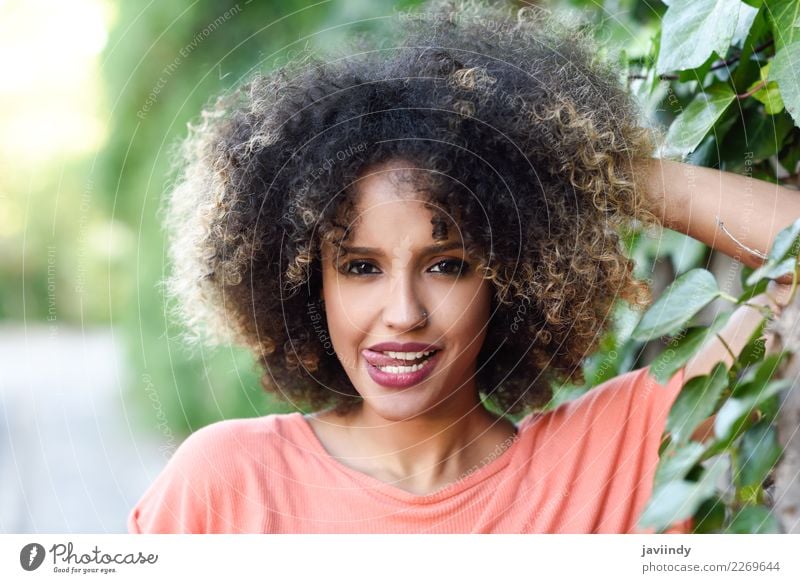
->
xmin=715 ymin=216 xmax=768 ymax=260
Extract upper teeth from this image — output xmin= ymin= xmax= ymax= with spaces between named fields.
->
xmin=381 ymin=350 xmax=435 ymax=360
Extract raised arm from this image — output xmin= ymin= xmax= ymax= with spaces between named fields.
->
xmin=637 ymin=158 xmax=800 ymax=269
xmin=636 ymin=159 xmax=799 ymax=384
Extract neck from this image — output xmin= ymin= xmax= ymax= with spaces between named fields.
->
xmin=338 ymin=397 xmax=518 ymax=494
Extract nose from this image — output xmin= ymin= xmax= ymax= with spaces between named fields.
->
xmin=381 ymin=272 xmax=429 ymax=332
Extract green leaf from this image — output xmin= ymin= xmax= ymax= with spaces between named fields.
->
xmin=747 ymin=81 xmax=784 ymax=115
xmin=763 ymin=88 xmax=786 ymax=114
xmin=689 ymin=114 xmax=736 ymax=169
xmin=648 ymin=313 xmax=731 ymax=385
xmin=632 ymin=269 xmax=721 ymax=341
xmin=745 ymin=257 xmax=797 ymax=285
xmin=693 ymin=496 xmax=727 ymax=533
xmin=750 ymin=65 xmax=786 ymax=113
xmin=770 ymin=41 xmax=800 ymax=127
xmin=638 ymin=456 xmax=729 ymax=531
xmin=713 ymin=398 xmax=753 ymax=442
xmin=656 ymin=441 xmax=707 ymax=484
xmin=657 ymin=0 xmax=755 ymax=74
xmin=703 ymin=397 xmax=753 ymax=458
xmin=722 ymin=109 xmax=794 ymax=167
xmin=662 ymin=229 xmax=709 ymax=274
xmin=767 ymin=216 xmax=800 ymax=262
xmin=732 ymin=318 xmax=769 ymax=374
xmin=661 ymin=85 xmax=737 ymax=158
xmin=739 ymin=265 xmax=771 ymax=300
xmin=687 ymin=134 xmax=721 ymax=167
xmin=726 ymin=505 xmax=780 ymax=533
xmin=633 ymin=228 xmax=709 ymax=274
xmin=677 ymin=53 xmax=716 ymax=84
xmin=738 ymin=336 xmax=767 ymax=369
xmin=733 ymin=6 xmax=771 ymax=89
xmin=745 ymin=217 xmax=800 ymax=285
xmin=715 ymin=378 xmax=791 ymax=440
xmin=734 ymin=1 xmax=762 ymax=44
xmin=667 ymin=363 xmax=729 ymax=445
xmin=738 ymin=352 xmax=788 ymax=396
xmin=582 ymin=343 xmax=625 ymax=386
xmin=766 ymin=0 xmax=800 ymax=50
xmin=779 ymin=132 xmax=800 ymax=174
xmin=735 ymin=420 xmax=782 ymax=489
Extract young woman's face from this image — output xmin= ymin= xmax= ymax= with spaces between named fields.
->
xmin=320 ymin=160 xmax=493 ymax=422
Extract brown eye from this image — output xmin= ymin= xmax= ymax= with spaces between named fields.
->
xmin=345 ymin=260 xmax=381 ymax=275
xmin=429 ymin=259 xmax=469 ymax=275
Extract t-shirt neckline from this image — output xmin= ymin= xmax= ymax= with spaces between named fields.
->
xmin=291 ymin=411 xmax=524 ymax=504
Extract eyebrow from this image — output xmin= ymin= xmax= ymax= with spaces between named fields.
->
xmin=339 ymin=241 xmax=464 ymax=257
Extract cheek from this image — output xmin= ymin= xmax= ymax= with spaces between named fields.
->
xmin=323 ymin=280 xmax=372 ymax=328
xmin=434 ymin=279 xmax=492 ymax=336
xmin=321 ymin=274 xmax=370 ymax=364
xmin=325 ymin=295 xmax=361 ymax=340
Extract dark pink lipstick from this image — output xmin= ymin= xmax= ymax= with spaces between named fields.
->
xmin=367 ymin=341 xmax=442 ymax=353
xmin=362 ymin=341 xmax=442 ymax=389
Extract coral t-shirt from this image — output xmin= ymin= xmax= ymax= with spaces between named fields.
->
xmin=128 ymin=366 xmax=689 ymax=533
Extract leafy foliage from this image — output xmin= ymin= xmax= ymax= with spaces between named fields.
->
xmin=631 ymin=269 xmax=722 ymax=341
xmin=567 ymin=0 xmax=800 ymax=533
xmin=636 ymin=221 xmax=800 ymax=533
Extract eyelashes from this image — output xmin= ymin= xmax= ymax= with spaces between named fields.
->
xmin=342 ymin=260 xmax=380 ymax=276
xmin=339 ymin=259 xmax=470 ymax=277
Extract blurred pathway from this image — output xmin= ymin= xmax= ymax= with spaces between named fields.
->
xmin=0 ymin=324 xmax=165 ymax=533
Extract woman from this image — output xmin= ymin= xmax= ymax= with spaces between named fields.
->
xmin=128 ymin=1 xmax=799 ymax=533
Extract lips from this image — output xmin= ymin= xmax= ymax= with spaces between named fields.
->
xmin=367 ymin=341 xmax=442 ymax=352
xmin=363 ymin=341 xmax=442 ymax=367
xmin=363 ymin=348 xmax=442 ymax=389
xmin=362 ymin=348 xmax=439 ymax=367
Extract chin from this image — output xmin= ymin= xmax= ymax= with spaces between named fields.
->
xmin=357 ymin=379 xmax=454 ymax=422
xmin=365 ymin=404 xmax=432 ymax=423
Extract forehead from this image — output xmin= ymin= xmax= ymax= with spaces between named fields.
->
xmin=346 ymin=161 xmax=462 ymax=244
xmin=354 ymin=160 xmax=428 ymax=206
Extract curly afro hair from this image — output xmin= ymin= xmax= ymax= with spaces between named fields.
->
xmin=163 ymin=0 xmax=661 ymax=417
